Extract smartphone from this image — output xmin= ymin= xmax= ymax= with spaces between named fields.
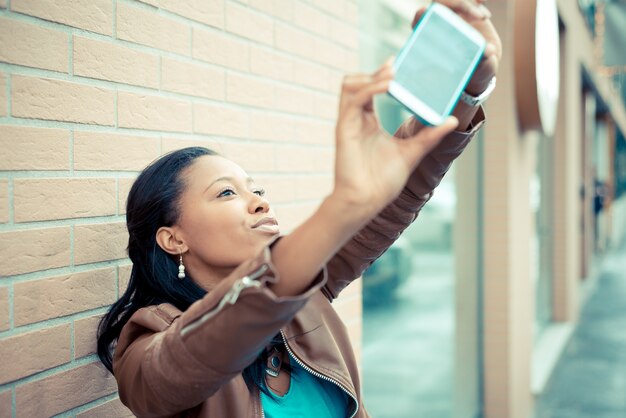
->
xmin=388 ymin=3 xmax=486 ymax=126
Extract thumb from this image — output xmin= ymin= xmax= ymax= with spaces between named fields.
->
xmin=398 ymin=117 xmax=459 ymax=166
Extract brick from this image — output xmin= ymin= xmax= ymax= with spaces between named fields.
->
xmin=12 ymin=76 xmax=115 ymax=125
xmin=294 ymin=1 xmax=330 ymax=37
xmin=226 ymin=2 xmax=273 ymax=45
xmin=0 ymin=390 xmax=10 ymax=418
xmin=118 ymin=264 xmax=132 ymax=294
xmin=0 ymin=73 xmax=6 ymax=116
xmin=15 ymin=362 xmax=117 ymax=417
xmin=274 ymin=145 xmax=333 ymax=173
xmin=74 ymin=222 xmax=128 ymax=265
xmin=293 ymin=59 xmax=330 ymax=91
xmin=344 ymin=1 xmax=359 ymax=26
xmin=77 ymin=397 xmax=133 ymax=418
xmin=0 ymin=287 xmax=8 ymax=331
xmin=74 ymin=314 xmax=103 ymax=359
xmin=275 ymin=22 xmax=316 ymax=59
xmin=13 ymin=178 xmax=116 ymax=222
xmin=329 ymin=19 xmax=359 ymax=49
xmin=192 ymin=27 xmax=249 ymax=71
xmin=11 ymin=0 xmax=112 ymax=35
xmin=0 ymin=227 xmax=70 ymax=276
xmin=0 ymin=180 xmax=7 ymax=224
xmin=345 ymin=50 xmax=359 ymax=72
xmin=74 ymin=36 xmax=159 ymax=89
xmin=118 ymin=91 xmax=192 ymax=133
xmin=274 ymin=84 xmax=315 ymax=116
xmin=226 ymin=72 xmax=274 ymax=109
xmin=312 ymin=0 xmax=344 ymax=18
xmin=161 ymin=137 xmax=224 ymax=156
xmin=326 ymin=69 xmax=344 ymax=94
xmin=14 ymin=268 xmax=116 ymax=326
xmin=250 ymin=0 xmax=294 ymax=21
xmin=273 ymin=202 xmax=318 ymax=232
xmin=0 ymin=324 xmax=70 ymax=384
xmin=118 ymin=177 xmax=136 ymax=215
xmin=293 ymin=118 xmax=333 ymax=145
xmin=333 ymin=290 xmax=362 ymax=322
xmin=249 ymin=111 xmax=294 ymax=141
xmin=74 ymin=131 xmax=159 ymax=171
xmin=247 ymin=0 xmax=274 ymax=16
xmin=161 ymin=57 xmax=225 ymax=100
xmin=117 ymin=2 xmax=190 ymax=56
xmin=160 ymin=0 xmax=224 ymax=28
xmin=0 ymin=125 xmax=69 ymax=171
xmin=0 ymin=17 xmax=68 ymax=73
xmin=221 ymin=141 xmax=275 ymax=172
xmin=295 ymin=175 xmax=332 ymax=200
xmin=313 ymin=93 xmax=339 ymax=120
xmin=250 ymin=46 xmax=293 ymax=82
xmin=193 ymin=103 xmax=249 ymax=138
xmin=313 ymin=38 xmax=347 ymax=70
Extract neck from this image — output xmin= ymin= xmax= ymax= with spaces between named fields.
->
xmin=186 ymin=260 xmax=236 ymax=291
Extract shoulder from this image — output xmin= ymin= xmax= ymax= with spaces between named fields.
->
xmin=128 ymin=303 xmax=183 ymax=333
xmin=114 ymin=303 xmax=183 ymax=364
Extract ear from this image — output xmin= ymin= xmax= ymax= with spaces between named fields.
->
xmin=156 ymin=226 xmax=187 ymax=256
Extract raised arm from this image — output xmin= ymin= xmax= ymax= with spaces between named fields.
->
xmin=320 ymin=0 xmax=502 ymax=299
xmin=322 ymin=109 xmax=484 ymax=300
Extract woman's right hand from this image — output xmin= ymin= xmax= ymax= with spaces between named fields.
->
xmin=332 ymin=60 xmax=459 ymax=218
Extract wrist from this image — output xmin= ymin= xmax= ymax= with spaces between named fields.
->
xmin=325 ymin=191 xmax=380 ymax=227
xmin=465 ymin=74 xmax=495 ymax=96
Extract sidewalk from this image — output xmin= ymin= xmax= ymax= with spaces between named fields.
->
xmin=535 ymin=238 xmax=626 ymax=418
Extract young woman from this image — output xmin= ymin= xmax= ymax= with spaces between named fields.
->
xmin=97 ymin=2 xmax=501 ymax=416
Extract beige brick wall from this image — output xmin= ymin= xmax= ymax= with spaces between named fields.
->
xmin=0 ymin=0 xmax=360 ymax=415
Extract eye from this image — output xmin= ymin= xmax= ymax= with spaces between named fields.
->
xmin=253 ymin=188 xmax=266 ymax=197
xmin=217 ymin=187 xmax=236 ymax=198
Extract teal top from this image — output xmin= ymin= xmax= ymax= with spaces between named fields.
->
xmin=260 ymin=357 xmax=350 ymax=418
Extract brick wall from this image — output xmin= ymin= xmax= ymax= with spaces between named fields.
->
xmin=0 ymin=0 xmax=361 ymax=416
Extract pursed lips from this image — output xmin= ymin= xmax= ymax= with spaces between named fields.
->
xmin=251 ymin=217 xmax=280 ymax=234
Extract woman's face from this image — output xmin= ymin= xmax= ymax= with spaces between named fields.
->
xmin=174 ymin=155 xmax=279 ymax=284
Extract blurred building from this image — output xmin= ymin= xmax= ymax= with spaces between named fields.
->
xmin=359 ymin=1 xmax=626 ymax=417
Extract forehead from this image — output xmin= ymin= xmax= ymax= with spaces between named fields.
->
xmin=183 ymin=155 xmax=249 ymax=188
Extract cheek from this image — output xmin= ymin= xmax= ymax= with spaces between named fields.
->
xmin=181 ymin=204 xmax=259 ymax=265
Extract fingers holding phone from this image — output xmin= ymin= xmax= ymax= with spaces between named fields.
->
xmin=420 ymin=1 xmax=502 ymax=92
xmin=389 ymin=3 xmax=487 ymax=126
xmin=338 ymin=59 xmax=394 ymax=129
xmin=412 ymin=0 xmax=490 ymax=27
xmin=333 ymin=61 xmax=458 ymax=212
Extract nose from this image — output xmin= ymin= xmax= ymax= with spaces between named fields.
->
xmin=248 ymin=192 xmax=270 ymax=214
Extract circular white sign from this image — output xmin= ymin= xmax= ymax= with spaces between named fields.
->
xmin=514 ymin=0 xmax=561 ymax=136
xmin=536 ymin=0 xmax=560 ymax=136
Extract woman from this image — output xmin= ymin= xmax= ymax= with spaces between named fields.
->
xmin=97 ymin=2 xmax=501 ymax=416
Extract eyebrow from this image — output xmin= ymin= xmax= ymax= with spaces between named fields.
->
xmin=204 ymin=176 xmax=255 ymax=193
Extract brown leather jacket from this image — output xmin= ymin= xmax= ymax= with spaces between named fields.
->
xmin=113 ymin=111 xmax=485 ymax=418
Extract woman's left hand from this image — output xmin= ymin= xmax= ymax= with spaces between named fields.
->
xmin=333 ymin=60 xmax=459 ymax=215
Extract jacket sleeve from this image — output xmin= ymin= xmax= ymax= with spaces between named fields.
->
xmin=322 ymin=108 xmax=485 ymax=300
xmin=113 ymin=245 xmax=326 ymax=417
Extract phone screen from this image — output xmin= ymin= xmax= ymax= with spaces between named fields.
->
xmin=394 ymin=11 xmax=483 ymax=115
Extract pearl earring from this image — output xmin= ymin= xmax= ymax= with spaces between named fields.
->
xmin=178 ymin=254 xmax=186 ymax=280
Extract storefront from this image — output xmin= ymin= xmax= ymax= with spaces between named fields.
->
xmin=356 ymin=1 xmax=626 ymax=417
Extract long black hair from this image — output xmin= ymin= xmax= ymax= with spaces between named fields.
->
xmin=96 ymin=146 xmax=283 ymax=396
xmin=97 ymin=147 xmax=215 ymax=372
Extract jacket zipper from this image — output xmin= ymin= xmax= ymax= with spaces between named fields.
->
xmin=280 ymin=329 xmax=359 ymax=418
xmin=180 ymin=264 xmax=268 ymax=336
